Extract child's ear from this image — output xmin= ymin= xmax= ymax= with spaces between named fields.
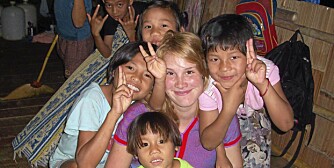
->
xmin=129 ymin=0 xmax=134 ymax=6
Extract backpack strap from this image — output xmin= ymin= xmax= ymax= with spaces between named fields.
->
xmin=284 ymin=127 xmax=306 ymax=168
xmin=272 ymin=127 xmax=298 ymax=157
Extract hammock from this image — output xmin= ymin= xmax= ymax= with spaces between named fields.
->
xmin=12 ymin=25 xmax=129 ymax=167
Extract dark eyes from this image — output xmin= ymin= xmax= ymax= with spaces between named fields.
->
xmin=166 ymin=71 xmax=174 ymax=76
xmin=159 ymin=139 xmax=164 ymax=144
xmin=141 ymin=143 xmax=148 ymax=147
xmin=125 ymin=66 xmax=134 ymax=70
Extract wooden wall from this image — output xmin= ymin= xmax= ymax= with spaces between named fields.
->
xmin=172 ymin=0 xmax=334 ymax=167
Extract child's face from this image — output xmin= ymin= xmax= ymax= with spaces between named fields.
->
xmin=103 ymin=0 xmax=132 ymax=21
xmin=137 ymin=130 xmax=177 ymax=168
xmin=207 ymin=48 xmax=247 ymax=89
xmin=141 ymin=7 xmax=178 ymax=46
xmin=114 ymin=53 xmax=154 ymax=100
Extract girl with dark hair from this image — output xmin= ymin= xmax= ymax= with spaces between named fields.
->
xmin=49 ymin=41 xmax=164 ymax=168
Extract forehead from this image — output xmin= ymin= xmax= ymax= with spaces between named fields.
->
xmin=164 ymin=55 xmax=196 ymax=70
xmin=128 ymin=52 xmax=145 ymax=63
xmin=143 ymin=7 xmax=176 ymax=23
xmin=104 ymin=0 xmax=128 ymax=4
xmin=208 ymin=47 xmax=244 ymax=56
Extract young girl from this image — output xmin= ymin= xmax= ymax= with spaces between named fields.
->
xmin=127 ymin=112 xmax=193 ymax=168
xmin=49 ymin=41 xmax=163 ymax=168
xmin=198 ymin=14 xmax=294 ymax=167
xmin=88 ymin=0 xmax=148 ymax=58
xmin=106 ymin=31 xmax=242 ymax=167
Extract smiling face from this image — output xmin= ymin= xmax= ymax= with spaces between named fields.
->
xmin=114 ymin=52 xmax=154 ymax=100
xmin=137 ymin=128 xmax=177 ymax=168
xmin=164 ymin=55 xmax=204 ymax=109
xmin=103 ymin=0 xmax=132 ymax=21
xmin=207 ymin=47 xmax=247 ymax=89
xmin=140 ymin=7 xmax=178 ymax=46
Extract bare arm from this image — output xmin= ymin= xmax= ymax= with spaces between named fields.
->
xmin=200 ymin=75 xmax=246 ymax=150
xmin=105 ymin=142 xmax=133 ymax=167
xmin=245 ymin=39 xmax=294 ymax=132
xmin=75 ymin=112 xmax=122 ymax=167
xmin=200 ymin=108 xmax=235 ymax=150
xmin=87 ymin=5 xmax=112 ymax=58
xmin=259 ymin=80 xmax=294 ymax=131
xmin=76 ymin=67 xmax=133 ymax=167
xmin=225 ymin=143 xmax=243 ymax=168
xmin=72 ymin=0 xmax=88 ymax=28
xmin=215 ymin=144 xmax=232 ymax=168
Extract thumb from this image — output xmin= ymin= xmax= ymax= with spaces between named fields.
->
xmin=213 ymin=81 xmax=227 ymax=95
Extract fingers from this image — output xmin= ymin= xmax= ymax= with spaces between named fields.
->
xmin=134 ymin=15 xmax=139 ymax=25
xmin=117 ymin=66 xmax=125 ymax=88
xmin=87 ymin=13 xmax=91 ymax=22
xmin=246 ymin=38 xmax=256 ymax=65
xmin=213 ymin=81 xmax=227 ymax=95
xmin=128 ymin=5 xmax=135 ymax=21
xmin=139 ymin=45 xmax=149 ymax=58
xmin=92 ymin=4 xmax=100 ymax=18
xmin=147 ymin=42 xmax=157 ymax=57
xmin=102 ymin=14 xmax=109 ymax=23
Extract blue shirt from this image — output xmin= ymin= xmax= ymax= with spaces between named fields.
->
xmin=54 ymin=0 xmax=92 ymax=40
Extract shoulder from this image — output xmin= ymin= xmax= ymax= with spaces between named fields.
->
xmin=257 ymin=56 xmax=280 ymax=84
xmin=201 ymin=77 xmax=219 ymax=101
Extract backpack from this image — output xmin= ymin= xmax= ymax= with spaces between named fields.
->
xmin=266 ymin=30 xmax=316 ymax=168
xmin=236 ymin=0 xmax=278 ymax=56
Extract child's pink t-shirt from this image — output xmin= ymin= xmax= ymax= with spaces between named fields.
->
xmin=199 ymin=56 xmax=280 ymax=118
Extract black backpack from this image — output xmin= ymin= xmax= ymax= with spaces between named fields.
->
xmin=265 ymin=30 xmax=316 ymax=168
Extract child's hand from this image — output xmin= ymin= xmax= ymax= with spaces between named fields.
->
xmin=112 ymin=67 xmax=133 ymax=115
xmin=214 ymin=74 xmax=247 ymax=114
xmin=87 ymin=5 xmax=108 ymax=37
xmin=139 ymin=43 xmax=167 ymax=80
xmin=119 ymin=5 xmax=138 ymax=42
xmin=245 ymin=38 xmax=267 ymax=85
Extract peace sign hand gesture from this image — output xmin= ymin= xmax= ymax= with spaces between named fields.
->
xmin=87 ymin=4 xmax=109 ymax=37
xmin=139 ymin=42 xmax=167 ymax=80
xmin=112 ymin=67 xmax=133 ymax=116
xmin=245 ymin=38 xmax=267 ymax=85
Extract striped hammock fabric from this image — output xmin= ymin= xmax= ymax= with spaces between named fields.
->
xmin=12 ymin=25 xmax=129 ymax=167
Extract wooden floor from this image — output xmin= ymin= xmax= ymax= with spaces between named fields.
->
xmin=0 ymin=37 xmax=293 ymax=167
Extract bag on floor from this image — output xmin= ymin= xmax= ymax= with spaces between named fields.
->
xmin=236 ymin=0 xmax=278 ymax=56
xmin=266 ymin=30 xmax=316 ymax=168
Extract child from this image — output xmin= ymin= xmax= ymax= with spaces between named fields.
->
xmin=88 ymin=0 xmax=148 ymax=57
xmin=198 ymin=14 xmax=294 ymax=167
xmin=49 ymin=41 xmax=164 ymax=168
xmin=54 ymin=0 xmax=94 ymax=78
xmin=127 ymin=112 xmax=193 ymax=168
xmin=106 ymin=31 xmax=242 ymax=168
xmin=137 ymin=0 xmax=188 ymax=45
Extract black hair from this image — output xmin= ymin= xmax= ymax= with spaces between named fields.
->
xmin=199 ymin=14 xmax=254 ymax=56
xmin=127 ymin=112 xmax=182 ymax=156
xmin=137 ymin=0 xmax=188 ymax=40
xmin=106 ymin=41 xmax=157 ymax=84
